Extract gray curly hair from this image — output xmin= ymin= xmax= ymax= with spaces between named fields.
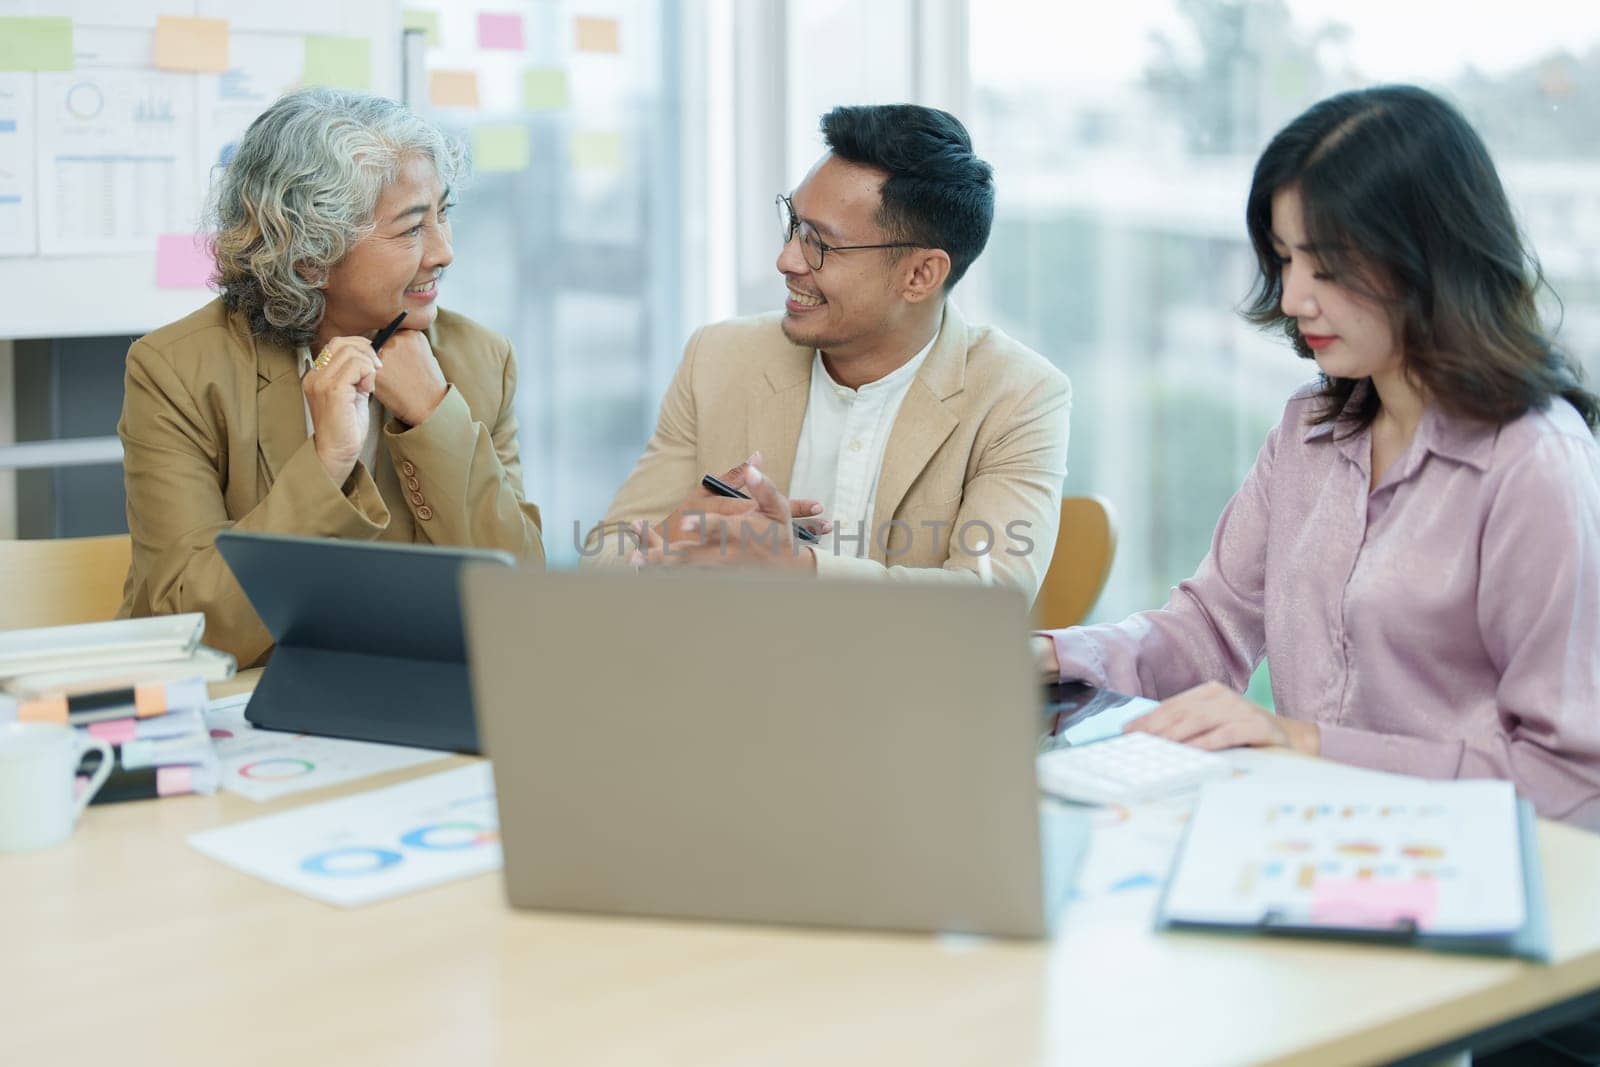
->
xmin=208 ymin=87 xmax=468 ymax=348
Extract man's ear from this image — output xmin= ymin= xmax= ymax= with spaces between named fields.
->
xmin=897 ymin=249 xmax=951 ymax=304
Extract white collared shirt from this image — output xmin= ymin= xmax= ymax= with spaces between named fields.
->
xmin=788 ymin=317 xmax=941 ymax=533
xmin=297 ymin=345 xmax=384 ymax=479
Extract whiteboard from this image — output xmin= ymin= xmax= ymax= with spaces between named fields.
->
xmin=0 ymin=0 xmax=400 ymax=340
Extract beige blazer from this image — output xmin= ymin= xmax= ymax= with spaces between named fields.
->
xmin=583 ymin=302 xmax=1071 ymax=602
xmin=118 ymin=298 xmax=545 ymax=667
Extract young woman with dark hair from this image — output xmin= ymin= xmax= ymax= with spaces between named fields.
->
xmin=1035 ymin=85 xmax=1600 ymax=832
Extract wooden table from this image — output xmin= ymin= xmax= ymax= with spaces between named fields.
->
xmin=4 ymin=673 xmax=1598 ymax=1066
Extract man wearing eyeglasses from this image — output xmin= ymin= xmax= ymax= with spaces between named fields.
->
xmin=582 ymin=104 xmax=1071 ymax=601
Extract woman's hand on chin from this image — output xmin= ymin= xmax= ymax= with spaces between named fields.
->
xmin=374 ymin=329 xmax=449 ymax=428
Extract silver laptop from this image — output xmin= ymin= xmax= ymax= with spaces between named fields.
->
xmin=461 ymin=568 xmax=1088 ymax=939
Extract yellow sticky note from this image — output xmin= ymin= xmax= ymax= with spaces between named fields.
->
xmin=522 ymin=68 xmax=568 ymax=111
xmin=570 ymin=130 xmax=623 ymax=170
xmin=0 ymin=16 xmax=73 ymax=72
xmin=429 ymin=70 xmax=479 ymax=109
xmin=473 ymin=125 xmax=531 ymax=172
xmin=154 ymin=16 xmax=229 ymax=74
xmin=574 ymin=16 xmax=620 ymax=54
xmin=303 ymin=36 xmax=372 ymax=90
xmin=402 ymin=9 xmax=440 ymax=46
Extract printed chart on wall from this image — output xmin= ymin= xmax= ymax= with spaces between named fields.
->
xmin=35 ymin=69 xmax=198 ymax=253
xmin=205 ymin=694 xmax=447 ymax=802
xmin=0 ymin=73 xmax=36 ymax=255
xmin=188 ymin=763 xmax=501 ymax=907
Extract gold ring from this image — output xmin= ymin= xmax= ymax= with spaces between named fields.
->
xmin=312 ymin=348 xmax=334 ymax=370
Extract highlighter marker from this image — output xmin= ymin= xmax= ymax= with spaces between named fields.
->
xmin=85 ymin=707 xmax=206 ymax=745
xmin=17 ymin=677 xmax=208 ymax=726
xmin=82 ymin=763 xmax=219 ymax=805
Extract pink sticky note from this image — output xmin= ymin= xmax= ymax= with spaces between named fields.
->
xmin=477 ymin=12 xmax=525 ymax=50
xmin=156 ymin=233 xmax=216 ymax=289
xmin=1309 ymin=877 xmax=1439 ymax=929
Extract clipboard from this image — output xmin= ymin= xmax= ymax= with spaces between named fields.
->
xmin=1154 ymin=782 xmax=1550 ymax=962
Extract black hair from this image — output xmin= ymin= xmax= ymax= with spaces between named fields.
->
xmin=820 ymin=104 xmax=994 ymax=290
xmin=1242 ymin=84 xmax=1599 ymax=432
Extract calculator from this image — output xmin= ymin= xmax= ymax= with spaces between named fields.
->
xmin=1035 ymin=731 xmax=1232 ymax=806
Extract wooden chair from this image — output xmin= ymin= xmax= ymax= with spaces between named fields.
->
xmin=1034 ymin=496 xmax=1117 ymax=630
xmin=0 ymin=534 xmax=132 ymax=632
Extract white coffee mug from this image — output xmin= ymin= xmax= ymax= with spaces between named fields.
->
xmin=0 ymin=721 xmax=114 ymax=853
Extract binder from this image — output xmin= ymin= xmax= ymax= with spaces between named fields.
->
xmin=1154 ymin=779 xmax=1550 ymax=961
xmin=215 ymin=530 xmax=515 ymax=754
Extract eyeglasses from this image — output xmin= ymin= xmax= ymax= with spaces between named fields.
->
xmin=776 ymin=194 xmax=920 ymax=271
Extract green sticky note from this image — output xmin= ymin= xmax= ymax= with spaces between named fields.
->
xmin=522 ymin=68 xmax=569 ymax=111
xmin=0 ymin=16 xmax=74 ymax=72
xmin=571 ymin=130 xmax=623 ymax=171
xmin=473 ymin=125 xmax=531 ymax=172
xmin=402 ymin=9 xmax=440 ymax=46
xmin=303 ymin=36 xmax=372 ymax=90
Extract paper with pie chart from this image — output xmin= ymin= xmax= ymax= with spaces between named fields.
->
xmin=1160 ymin=778 xmax=1525 ymax=936
xmin=188 ymin=763 xmax=501 ymax=908
xmin=205 ymin=694 xmax=448 ymax=802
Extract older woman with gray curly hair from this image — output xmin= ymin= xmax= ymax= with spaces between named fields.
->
xmin=117 ymin=87 xmax=545 ymax=667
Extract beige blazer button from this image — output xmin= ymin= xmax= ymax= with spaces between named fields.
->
xmin=401 ymin=460 xmax=417 ymax=476
xmin=416 ymin=505 xmax=434 ymax=521
xmin=406 ymin=476 xmax=420 ymax=491
xmin=410 ymin=491 xmax=425 ymax=506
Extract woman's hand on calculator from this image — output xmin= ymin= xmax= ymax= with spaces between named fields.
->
xmin=1124 ymin=681 xmax=1321 ymax=755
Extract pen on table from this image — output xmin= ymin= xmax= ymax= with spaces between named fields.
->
xmin=84 ymin=707 xmax=206 ymax=744
xmin=17 ymin=677 xmax=208 ymax=726
xmin=370 ymin=310 xmax=408 ymax=354
xmin=78 ymin=763 xmax=220 ymax=805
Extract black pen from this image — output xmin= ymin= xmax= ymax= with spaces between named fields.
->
xmin=701 ymin=473 xmax=821 ymax=544
xmin=371 ymin=311 xmax=408 ymax=353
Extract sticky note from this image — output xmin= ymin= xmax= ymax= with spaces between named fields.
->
xmin=156 ymin=234 xmax=216 ymax=290
xmin=154 ymin=16 xmax=229 ymax=74
xmin=303 ymin=36 xmax=372 ymax=90
xmin=473 ymin=125 xmax=530 ymax=172
xmin=1309 ymin=877 xmax=1439 ymax=929
xmin=574 ymin=16 xmax=620 ymax=54
xmin=402 ymin=9 xmax=440 ymax=46
xmin=522 ymin=68 xmax=568 ymax=111
xmin=570 ymin=130 xmax=623 ymax=171
xmin=0 ymin=16 xmax=73 ymax=72
xmin=478 ymin=13 xmax=525 ymax=50
xmin=429 ymin=70 xmax=479 ymax=109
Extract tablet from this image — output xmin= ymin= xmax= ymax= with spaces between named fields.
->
xmin=216 ymin=530 xmax=515 ymax=752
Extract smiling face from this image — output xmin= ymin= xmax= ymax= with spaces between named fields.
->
xmin=776 ymin=153 xmax=906 ymax=352
xmin=317 ymin=154 xmax=453 ymax=344
xmin=1270 ymin=185 xmax=1402 ymax=382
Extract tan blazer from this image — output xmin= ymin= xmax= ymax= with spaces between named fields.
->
xmin=583 ymin=302 xmax=1071 ymax=602
xmin=118 ymin=298 xmax=545 ymax=667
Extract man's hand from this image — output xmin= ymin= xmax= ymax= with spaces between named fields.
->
xmin=304 ymin=335 xmax=380 ymax=485
xmin=1123 ymin=680 xmax=1320 ymax=754
xmin=373 ymin=329 xmax=449 ymax=428
xmin=636 ymin=464 xmax=826 ymax=572
xmin=648 ymin=451 xmax=829 ymax=553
